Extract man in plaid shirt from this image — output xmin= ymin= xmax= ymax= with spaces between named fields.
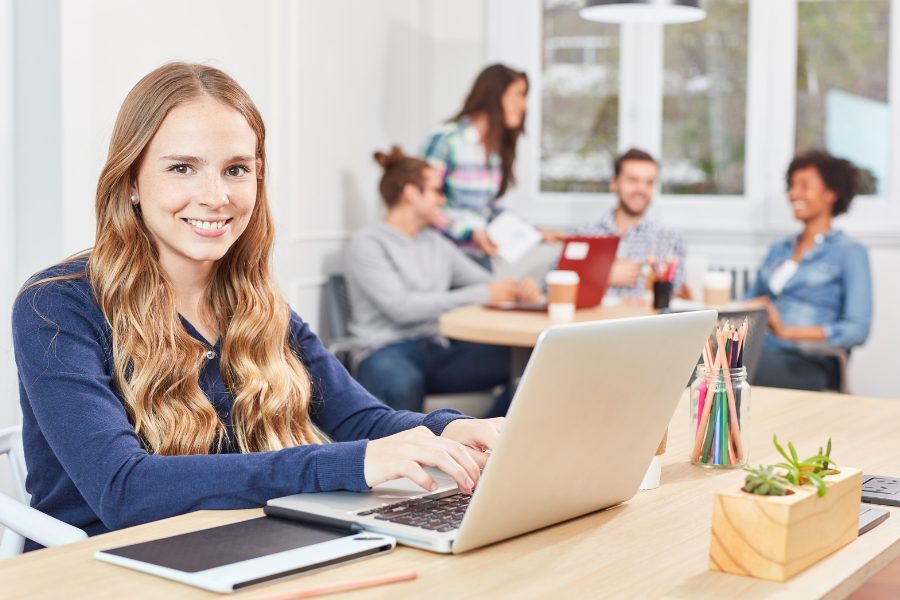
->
xmin=574 ymin=148 xmax=688 ymax=299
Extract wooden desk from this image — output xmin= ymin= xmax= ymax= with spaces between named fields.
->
xmin=438 ymin=303 xmax=655 ymax=348
xmin=4 ymin=388 xmax=899 ymax=599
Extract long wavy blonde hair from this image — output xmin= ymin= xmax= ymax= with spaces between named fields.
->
xmin=81 ymin=62 xmax=322 ymax=455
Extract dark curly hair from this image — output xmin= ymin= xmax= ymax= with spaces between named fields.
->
xmin=786 ymin=149 xmax=859 ymax=217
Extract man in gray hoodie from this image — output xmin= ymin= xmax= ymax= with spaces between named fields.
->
xmin=345 ymin=146 xmax=539 ymax=415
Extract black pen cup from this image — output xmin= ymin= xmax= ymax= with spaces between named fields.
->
xmin=652 ymin=281 xmax=673 ymax=310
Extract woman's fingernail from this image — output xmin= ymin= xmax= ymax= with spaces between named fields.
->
xmin=466 ymin=478 xmax=474 ymax=489
xmin=430 ymin=482 xmax=438 ymax=491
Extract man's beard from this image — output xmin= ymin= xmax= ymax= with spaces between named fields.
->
xmin=618 ymin=196 xmax=648 ymax=218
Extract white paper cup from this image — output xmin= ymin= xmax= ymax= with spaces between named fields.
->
xmin=703 ymin=271 xmax=733 ymax=306
xmin=546 ymin=270 xmax=579 ymax=321
xmin=639 ymin=455 xmax=662 ymax=490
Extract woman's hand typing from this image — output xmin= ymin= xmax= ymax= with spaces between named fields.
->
xmin=363 ymin=418 xmax=506 ymax=494
xmin=363 ymin=426 xmax=482 ymax=494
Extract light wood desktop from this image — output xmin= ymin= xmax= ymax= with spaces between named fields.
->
xmin=438 ymin=303 xmax=655 ymax=348
xmin=3 ymin=388 xmax=898 ymax=599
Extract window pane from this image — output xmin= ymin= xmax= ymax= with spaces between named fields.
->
xmin=662 ymin=0 xmax=748 ymax=195
xmin=541 ymin=0 xmax=619 ymax=193
xmin=796 ymin=0 xmax=889 ymax=195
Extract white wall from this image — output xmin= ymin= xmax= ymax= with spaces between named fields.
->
xmin=4 ymin=0 xmax=487 ymax=428
xmin=1 ymin=0 xmax=17 ymax=522
xmin=276 ymin=1 xmax=486 ymax=329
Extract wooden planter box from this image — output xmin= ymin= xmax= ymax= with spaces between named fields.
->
xmin=709 ymin=467 xmax=862 ymax=581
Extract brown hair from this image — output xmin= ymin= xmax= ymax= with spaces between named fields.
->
xmin=374 ymin=146 xmax=430 ymax=208
xmin=30 ymin=62 xmax=322 ymax=455
xmin=614 ymin=148 xmax=658 ymax=178
xmin=453 ymin=63 xmax=528 ymax=198
xmin=786 ymin=149 xmax=859 ymax=217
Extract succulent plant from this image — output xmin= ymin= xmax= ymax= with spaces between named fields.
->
xmin=773 ymin=435 xmax=839 ymax=497
xmin=742 ymin=464 xmax=790 ymax=496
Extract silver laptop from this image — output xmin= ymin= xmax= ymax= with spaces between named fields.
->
xmin=267 ymin=310 xmax=717 ymax=554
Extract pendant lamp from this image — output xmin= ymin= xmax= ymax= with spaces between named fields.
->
xmin=580 ymin=0 xmax=706 ymax=25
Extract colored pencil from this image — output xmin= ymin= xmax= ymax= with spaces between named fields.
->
xmin=693 ymin=321 xmax=749 ymax=465
xmin=251 ymin=570 xmax=417 ymax=600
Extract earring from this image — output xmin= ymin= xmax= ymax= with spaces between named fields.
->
xmin=130 ymin=194 xmax=139 ymax=205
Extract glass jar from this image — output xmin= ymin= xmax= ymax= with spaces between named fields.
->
xmin=689 ymin=365 xmax=750 ymax=468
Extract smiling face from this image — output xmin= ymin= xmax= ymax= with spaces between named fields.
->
xmin=611 ymin=159 xmax=658 ymax=217
xmin=501 ymin=76 xmax=528 ymax=130
xmin=133 ymin=96 xmax=259 ymax=279
xmin=787 ymin=165 xmax=836 ymax=223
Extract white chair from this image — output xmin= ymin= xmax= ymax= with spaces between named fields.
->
xmin=0 ymin=425 xmax=87 ymax=558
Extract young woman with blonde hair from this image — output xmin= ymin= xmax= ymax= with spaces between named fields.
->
xmin=13 ymin=63 xmax=500 ymax=549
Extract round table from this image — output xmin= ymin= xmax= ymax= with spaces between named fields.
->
xmin=438 ymin=303 xmax=656 ymax=348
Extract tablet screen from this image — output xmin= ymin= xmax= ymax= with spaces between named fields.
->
xmin=100 ymin=517 xmax=346 ymax=572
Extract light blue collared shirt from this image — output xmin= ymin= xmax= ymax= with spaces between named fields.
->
xmin=746 ymin=230 xmax=872 ymax=350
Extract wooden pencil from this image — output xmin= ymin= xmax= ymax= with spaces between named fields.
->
xmin=250 ymin=570 xmax=418 ymax=600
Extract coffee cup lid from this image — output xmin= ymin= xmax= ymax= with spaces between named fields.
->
xmin=546 ymin=270 xmax=580 ymax=285
xmin=703 ymin=271 xmax=732 ymax=287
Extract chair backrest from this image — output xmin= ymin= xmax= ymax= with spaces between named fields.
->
xmin=797 ymin=345 xmax=850 ymax=393
xmin=320 ymin=274 xmax=357 ymax=372
xmin=0 ymin=425 xmax=90 ymax=558
xmin=0 ymin=425 xmax=29 ymax=557
xmin=0 ymin=426 xmax=28 ymax=504
xmin=321 ymin=274 xmax=351 ymax=346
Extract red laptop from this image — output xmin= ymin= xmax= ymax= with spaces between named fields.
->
xmin=557 ymin=235 xmax=620 ymax=308
xmin=487 ymin=235 xmax=620 ymax=311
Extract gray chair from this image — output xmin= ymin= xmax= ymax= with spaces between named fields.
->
xmin=320 ymin=275 xmax=493 ymax=417
xmin=795 ymin=343 xmax=850 ymax=394
xmin=320 ymin=274 xmax=357 ymax=369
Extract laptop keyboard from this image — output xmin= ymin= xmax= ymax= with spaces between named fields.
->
xmin=356 ymin=490 xmax=470 ymax=533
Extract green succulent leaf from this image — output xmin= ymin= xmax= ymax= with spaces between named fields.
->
xmin=788 ymin=441 xmax=799 ymax=463
xmin=773 ymin=435 xmax=791 ymax=463
xmin=743 ymin=464 xmax=790 ymax=496
xmin=805 ymin=472 xmax=827 ymax=497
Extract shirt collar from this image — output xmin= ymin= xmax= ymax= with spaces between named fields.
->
xmin=605 ymin=208 xmax=654 ymax=236
xmin=792 ymin=229 xmax=843 ymax=247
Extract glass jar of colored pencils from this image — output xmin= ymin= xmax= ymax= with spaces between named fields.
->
xmin=689 ymin=365 xmax=750 ymax=468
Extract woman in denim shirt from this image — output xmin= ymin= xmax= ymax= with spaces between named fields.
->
xmin=748 ymin=150 xmax=872 ymax=391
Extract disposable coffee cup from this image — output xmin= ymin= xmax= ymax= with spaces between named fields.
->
xmin=703 ymin=271 xmax=732 ymax=306
xmin=639 ymin=429 xmax=668 ymax=490
xmin=546 ymin=270 xmax=579 ymax=321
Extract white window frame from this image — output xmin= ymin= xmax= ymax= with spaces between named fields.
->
xmin=487 ymin=0 xmax=900 ymax=245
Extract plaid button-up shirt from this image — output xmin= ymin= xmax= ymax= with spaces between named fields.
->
xmin=574 ymin=210 xmax=686 ymax=297
xmin=422 ymin=118 xmax=503 ymax=257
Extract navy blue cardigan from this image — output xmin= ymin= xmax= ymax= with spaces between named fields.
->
xmin=12 ymin=260 xmax=465 ymax=544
